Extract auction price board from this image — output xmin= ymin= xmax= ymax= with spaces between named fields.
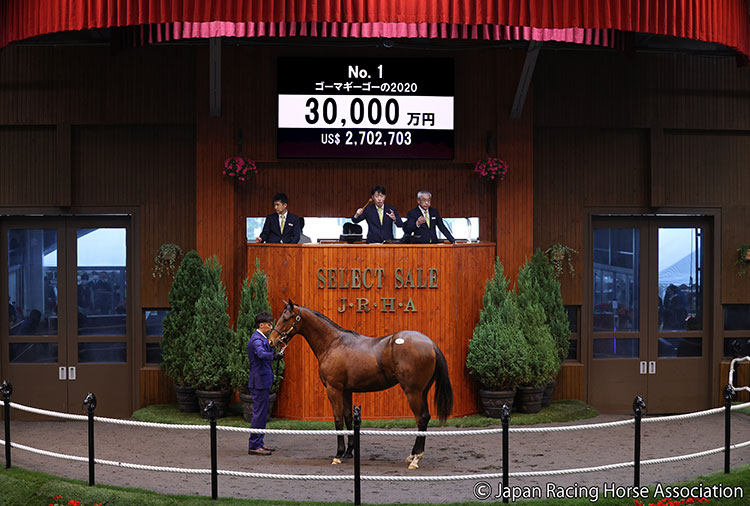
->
xmin=278 ymin=58 xmax=454 ymax=159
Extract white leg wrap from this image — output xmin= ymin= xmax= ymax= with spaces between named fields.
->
xmin=407 ymin=452 xmax=424 ymax=470
xmin=331 ymin=457 xmax=342 ymax=465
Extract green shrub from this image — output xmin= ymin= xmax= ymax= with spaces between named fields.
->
xmin=160 ymin=250 xmax=206 ymax=386
xmin=466 ymin=258 xmax=529 ymax=390
xmin=184 ymin=256 xmax=235 ymax=391
xmin=232 ymin=258 xmax=285 ymax=394
xmin=517 ymin=257 xmax=559 ymax=385
xmin=518 ymin=249 xmax=570 ymax=371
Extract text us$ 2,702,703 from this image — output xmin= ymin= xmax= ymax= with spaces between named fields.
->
xmin=320 ymin=130 xmax=412 ymax=146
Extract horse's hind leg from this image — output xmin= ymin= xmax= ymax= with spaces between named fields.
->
xmin=404 ymin=390 xmax=431 ymax=470
xmin=343 ymin=390 xmax=355 ymax=459
xmin=325 ymin=385 xmax=347 ymax=464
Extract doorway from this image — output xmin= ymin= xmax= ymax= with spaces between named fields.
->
xmin=2 ymin=217 xmax=132 ymax=418
xmin=589 ymin=217 xmax=711 ymax=413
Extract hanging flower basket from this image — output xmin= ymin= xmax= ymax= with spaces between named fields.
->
xmin=152 ymin=243 xmax=183 ymax=280
xmin=474 ymin=157 xmax=508 ymax=181
xmin=223 ymin=156 xmax=257 ymax=182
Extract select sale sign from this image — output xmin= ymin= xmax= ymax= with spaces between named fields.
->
xmin=277 ymin=57 xmax=454 ymax=159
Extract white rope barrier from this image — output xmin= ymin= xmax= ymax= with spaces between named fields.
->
xmin=2 ymin=399 xmax=750 ymax=436
xmin=2 ymin=438 xmax=749 ymax=481
xmin=729 ymin=356 xmax=750 ymax=393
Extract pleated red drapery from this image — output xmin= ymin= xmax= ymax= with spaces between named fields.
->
xmin=2 ymin=0 xmax=749 ymax=56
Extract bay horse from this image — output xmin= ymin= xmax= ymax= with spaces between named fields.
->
xmin=269 ymin=301 xmax=453 ymax=469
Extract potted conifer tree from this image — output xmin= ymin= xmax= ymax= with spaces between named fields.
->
xmin=518 ymin=249 xmax=570 ymax=406
xmin=160 ymin=250 xmax=206 ymax=412
xmin=516 ymin=258 xmax=559 ymax=413
xmin=233 ymin=259 xmax=284 ymax=422
xmin=466 ymin=258 xmax=529 ymax=417
xmin=184 ymin=256 xmax=235 ymax=418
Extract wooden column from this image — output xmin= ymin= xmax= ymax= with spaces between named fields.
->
xmin=495 ymin=52 xmax=534 ymax=285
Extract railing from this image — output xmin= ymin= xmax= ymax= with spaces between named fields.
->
xmin=1 ymin=374 xmax=750 ymax=504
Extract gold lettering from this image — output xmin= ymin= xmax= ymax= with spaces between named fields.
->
xmin=356 ymin=297 xmax=370 ymax=313
xmin=317 ymin=269 xmax=326 ymax=289
xmin=362 ymin=268 xmax=373 ymax=289
xmin=327 ymin=269 xmax=337 ymax=289
xmin=429 ymin=268 xmax=439 ymax=288
xmin=404 ymin=297 xmax=417 ymax=312
xmin=416 ymin=269 xmax=428 ymax=288
xmin=337 ymin=298 xmax=348 ymax=313
xmin=375 ymin=268 xmax=385 ymax=288
xmin=351 ymin=269 xmax=362 ymax=289
xmin=380 ymin=297 xmax=396 ymax=313
xmin=338 ymin=268 xmax=349 ymax=289
xmin=404 ymin=269 xmax=415 ymax=288
xmin=394 ymin=268 xmax=403 ymax=289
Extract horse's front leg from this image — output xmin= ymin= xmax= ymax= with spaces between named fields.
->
xmin=325 ymin=385 xmax=346 ymax=464
xmin=343 ymin=390 xmax=354 ymax=459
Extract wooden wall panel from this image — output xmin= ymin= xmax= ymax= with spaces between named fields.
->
xmin=248 ymin=243 xmax=494 ymax=420
xmin=0 ymin=126 xmax=62 ymax=206
xmin=552 ymin=363 xmax=585 ymax=401
xmin=662 ymin=132 xmax=750 ymax=303
xmin=533 ymin=127 xmax=649 ymax=305
xmin=140 ymin=367 xmax=176 ymax=406
xmin=72 ymin=125 xmax=196 ymax=307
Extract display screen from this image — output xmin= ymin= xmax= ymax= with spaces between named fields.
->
xmin=278 ymin=58 xmax=454 ymax=159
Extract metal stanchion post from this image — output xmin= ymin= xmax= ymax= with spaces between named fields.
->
xmin=204 ymin=401 xmax=219 ymax=500
xmin=632 ymin=396 xmax=646 ymax=488
xmin=83 ymin=393 xmax=96 ymax=486
xmin=353 ymin=405 xmax=361 ymax=506
xmin=501 ymin=403 xmax=510 ymax=504
xmin=723 ymin=384 xmax=735 ymax=474
xmin=1 ymin=380 xmax=12 ymax=469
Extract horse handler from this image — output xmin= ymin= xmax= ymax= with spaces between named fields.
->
xmin=247 ymin=311 xmax=283 ymax=455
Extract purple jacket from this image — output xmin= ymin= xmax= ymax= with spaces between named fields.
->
xmin=247 ymin=329 xmax=274 ymax=390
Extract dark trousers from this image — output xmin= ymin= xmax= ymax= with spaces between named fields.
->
xmin=248 ymin=387 xmax=270 ymax=450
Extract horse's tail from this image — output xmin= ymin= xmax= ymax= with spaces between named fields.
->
xmin=433 ymin=344 xmax=453 ymax=423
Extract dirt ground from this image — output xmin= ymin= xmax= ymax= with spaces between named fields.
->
xmin=5 ymin=412 xmax=750 ymax=504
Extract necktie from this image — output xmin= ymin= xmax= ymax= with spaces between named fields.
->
xmin=280 ymin=215 xmax=286 ymax=233
xmin=377 ymin=207 xmax=383 ymax=225
xmin=424 ymin=212 xmax=430 ymax=227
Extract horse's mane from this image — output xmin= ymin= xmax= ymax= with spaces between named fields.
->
xmin=304 ymin=307 xmax=359 ymax=336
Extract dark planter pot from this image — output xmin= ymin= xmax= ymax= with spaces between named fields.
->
xmin=478 ymin=388 xmax=516 ymax=418
xmin=516 ymin=385 xmax=546 ymax=414
xmin=196 ymin=388 xmax=232 ymax=419
xmin=239 ymin=392 xmax=277 ymax=423
xmin=542 ymin=380 xmax=557 ymax=408
xmin=174 ymin=384 xmax=199 ymax=413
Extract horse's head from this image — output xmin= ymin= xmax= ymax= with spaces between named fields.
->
xmin=269 ymin=299 xmax=301 ymax=348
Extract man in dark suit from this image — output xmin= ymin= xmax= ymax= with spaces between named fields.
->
xmin=256 ymin=193 xmax=301 ymax=244
xmin=247 ymin=311 xmax=282 ymax=455
xmin=405 ymin=190 xmax=455 ymax=244
xmin=352 ymin=185 xmax=404 ymax=243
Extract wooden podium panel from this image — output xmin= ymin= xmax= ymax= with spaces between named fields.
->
xmin=247 ymin=243 xmax=495 ymax=420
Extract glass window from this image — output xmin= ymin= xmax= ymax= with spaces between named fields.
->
xmin=724 ymin=305 xmax=750 ymax=331
xmin=658 ymin=337 xmax=702 ymax=358
xmin=724 ymin=337 xmax=750 ymax=357
xmin=593 ymin=338 xmax=639 ymax=358
xmin=658 ymin=228 xmax=702 ymax=332
xmin=77 ymin=228 xmax=127 ymax=336
xmin=8 ymin=229 xmax=58 ymax=336
xmin=593 ymin=228 xmax=639 ymax=332
xmin=78 ymin=342 xmax=126 ymax=363
xmin=144 ymin=309 xmax=168 ymax=365
xmin=9 ymin=342 xmax=58 ymax=363
xmin=247 ymin=216 xmax=480 ymax=243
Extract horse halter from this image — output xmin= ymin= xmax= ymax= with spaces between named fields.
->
xmin=270 ymin=312 xmax=301 ymax=352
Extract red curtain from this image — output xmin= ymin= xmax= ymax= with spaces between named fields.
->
xmin=2 ymin=0 xmax=749 ymax=55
